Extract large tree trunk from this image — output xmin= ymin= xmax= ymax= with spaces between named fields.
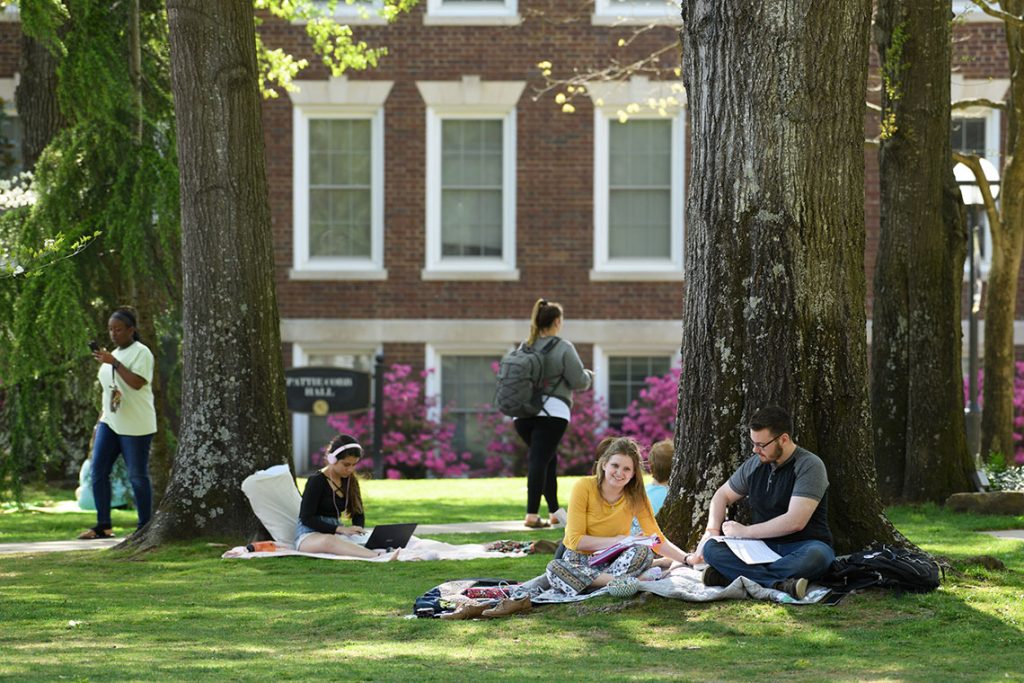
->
xmin=981 ymin=0 xmax=1024 ymax=464
xmin=871 ymin=0 xmax=975 ymax=502
xmin=129 ymin=0 xmax=290 ymax=548
xmin=662 ymin=0 xmax=902 ymax=554
xmin=15 ymin=29 xmax=65 ymax=170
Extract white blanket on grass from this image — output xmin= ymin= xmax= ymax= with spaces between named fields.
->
xmin=235 ymin=465 xmax=525 ymax=562
xmin=221 ymin=535 xmax=526 ymax=562
xmin=516 ymin=566 xmax=829 ymax=605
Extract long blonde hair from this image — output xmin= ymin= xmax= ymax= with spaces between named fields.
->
xmin=526 ymin=298 xmax=563 ymax=346
xmin=593 ymin=436 xmax=650 ymax=514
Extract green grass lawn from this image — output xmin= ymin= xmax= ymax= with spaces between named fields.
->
xmin=2 ymin=479 xmax=1023 ymax=682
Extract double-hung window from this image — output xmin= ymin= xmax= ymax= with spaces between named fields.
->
xmin=592 ymin=0 xmax=682 ymax=26
xmin=418 ymin=77 xmax=524 ymax=279
xmin=290 ymin=78 xmax=392 ymax=279
xmin=312 ymin=0 xmax=387 ymax=24
xmin=425 ymin=346 xmax=505 ymax=462
xmin=424 ymin=0 xmax=520 ymax=25
xmin=950 ymin=74 xmax=1006 ymax=279
xmin=592 ymin=349 xmax=676 ymax=429
xmin=588 ymin=77 xmax=685 ymax=280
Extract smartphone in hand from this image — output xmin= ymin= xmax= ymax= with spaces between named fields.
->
xmin=88 ymin=340 xmax=100 ymax=353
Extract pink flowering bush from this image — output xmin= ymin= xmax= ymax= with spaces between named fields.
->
xmin=322 ymin=364 xmax=473 ymax=479
xmin=621 ymin=367 xmax=681 ymax=445
xmin=964 ymin=365 xmax=1024 ymax=465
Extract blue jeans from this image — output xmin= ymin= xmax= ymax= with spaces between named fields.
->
xmin=703 ymin=538 xmax=835 ymax=586
xmin=92 ymin=422 xmax=154 ymax=530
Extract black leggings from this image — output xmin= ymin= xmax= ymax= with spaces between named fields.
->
xmin=514 ymin=415 xmax=568 ymax=515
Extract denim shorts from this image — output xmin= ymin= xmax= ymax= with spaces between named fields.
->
xmin=295 ymin=515 xmax=338 ymax=551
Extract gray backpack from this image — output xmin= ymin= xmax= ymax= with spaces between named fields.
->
xmin=494 ymin=337 xmax=562 ymax=418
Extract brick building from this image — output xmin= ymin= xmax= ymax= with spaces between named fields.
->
xmin=0 ymin=2 xmax=1017 ymax=471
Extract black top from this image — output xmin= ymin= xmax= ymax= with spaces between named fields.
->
xmin=298 ymin=471 xmax=365 ymax=533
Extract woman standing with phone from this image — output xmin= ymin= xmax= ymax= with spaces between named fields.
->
xmin=78 ymin=307 xmax=157 ymax=539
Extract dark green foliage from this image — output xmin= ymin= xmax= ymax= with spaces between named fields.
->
xmin=0 ymin=0 xmax=180 ymax=500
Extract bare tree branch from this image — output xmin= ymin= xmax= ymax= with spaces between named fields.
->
xmin=953 ymin=151 xmax=1002 ymax=235
xmin=969 ymin=0 xmax=1024 ymax=28
xmin=952 ymin=97 xmax=1007 ymax=111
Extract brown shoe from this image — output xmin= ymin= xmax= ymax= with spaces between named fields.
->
xmin=481 ymin=596 xmax=531 ymax=618
xmin=439 ymin=602 xmax=491 ymax=620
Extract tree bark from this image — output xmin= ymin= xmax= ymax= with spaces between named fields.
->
xmin=129 ymin=0 xmax=290 ymax=548
xmin=980 ymin=0 xmax=1024 ymax=463
xmin=15 ymin=24 xmax=65 ymax=170
xmin=662 ymin=0 xmax=903 ymax=554
xmin=871 ymin=0 xmax=975 ymax=502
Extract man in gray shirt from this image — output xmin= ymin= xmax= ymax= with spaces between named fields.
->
xmin=690 ymin=405 xmax=835 ymax=599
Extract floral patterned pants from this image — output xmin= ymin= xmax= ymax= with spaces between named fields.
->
xmin=545 ymin=545 xmax=654 ymax=596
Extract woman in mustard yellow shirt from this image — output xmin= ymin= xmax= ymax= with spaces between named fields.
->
xmin=546 ymin=437 xmax=691 ymax=596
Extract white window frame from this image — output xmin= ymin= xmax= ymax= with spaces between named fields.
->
xmin=290 ymin=343 xmax=381 ymax=472
xmin=425 ymin=343 xmax=509 ymax=424
xmin=588 ymin=77 xmax=686 ymax=280
xmin=289 ymin=78 xmax=393 ymax=280
xmin=424 ymin=0 xmax=520 ymax=26
xmin=310 ymin=0 xmax=388 ymax=25
xmin=592 ymin=0 xmax=682 ymax=26
xmin=418 ymin=77 xmax=525 ymax=280
xmin=952 ymin=105 xmax=1002 ymax=280
xmin=592 ymin=345 xmax=680 ymax=426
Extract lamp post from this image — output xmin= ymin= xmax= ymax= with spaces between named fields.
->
xmin=954 ymin=157 xmax=999 ymax=482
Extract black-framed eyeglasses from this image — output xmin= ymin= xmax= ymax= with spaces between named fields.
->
xmin=750 ymin=434 xmax=781 ymax=451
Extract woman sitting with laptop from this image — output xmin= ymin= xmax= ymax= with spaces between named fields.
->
xmin=295 ymin=434 xmax=398 ymax=559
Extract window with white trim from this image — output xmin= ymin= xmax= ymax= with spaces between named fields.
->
xmin=952 ymin=113 xmax=1000 ymax=277
xmin=592 ymin=0 xmax=682 ymax=26
xmin=606 ymin=355 xmax=673 ymax=427
xmin=290 ymin=79 xmax=392 ymax=279
xmin=592 ymin=110 xmax=685 ymax=277
xmin=441 ymin=353 xmax=503 ymax=458
xmin=313 ymin=0 xmax=386 ymax=24
xmin=425 ymin=0 xmax=519 ymax=25
xmin=418 ymin=77 xmax=524 ymax=279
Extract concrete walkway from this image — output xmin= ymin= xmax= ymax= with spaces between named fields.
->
xmin=0 ymin=519 xmax=559 ymax=555
xmin=982 ymin=529 xmax=1024 ymax=540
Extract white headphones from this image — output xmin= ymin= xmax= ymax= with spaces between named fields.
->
xmin=326 ymin=442 xmax=361 ymax=465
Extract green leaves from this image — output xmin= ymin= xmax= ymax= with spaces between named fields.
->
xmin=253 ymin=0 xmax=416 ymax=97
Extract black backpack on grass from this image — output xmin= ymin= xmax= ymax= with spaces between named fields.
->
xmin=819 ymin=543 xmax=941 ymax=598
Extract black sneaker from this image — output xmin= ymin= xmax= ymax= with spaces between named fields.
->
xmin=773 ymin=577 xmax=808 ymax=599
xmin=701 ymin=565 xmax=731 ymax=587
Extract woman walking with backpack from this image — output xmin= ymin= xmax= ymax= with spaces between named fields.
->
xmin=515 ymin=298 xmax=593 ymax=528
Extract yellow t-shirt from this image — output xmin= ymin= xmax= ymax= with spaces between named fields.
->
xmin=97 ymin=341 xmax=157 ymax=436
xmin=562 ymin=476 xmax=664 ymax=553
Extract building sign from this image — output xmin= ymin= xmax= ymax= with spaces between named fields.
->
xmin=285 ymin=367 xmax=371 ymax=415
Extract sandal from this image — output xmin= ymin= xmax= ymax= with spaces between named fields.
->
xmin=524 ymin=518 xmax=550 ymax=529
xmin=77 ymin=527 xmax=115 ymax=540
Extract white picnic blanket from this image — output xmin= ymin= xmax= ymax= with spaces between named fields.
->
xmin=221 ymin=535 xmax=526 ymax=562
xmin=235 ymin=465 xmax=526 ymax=561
